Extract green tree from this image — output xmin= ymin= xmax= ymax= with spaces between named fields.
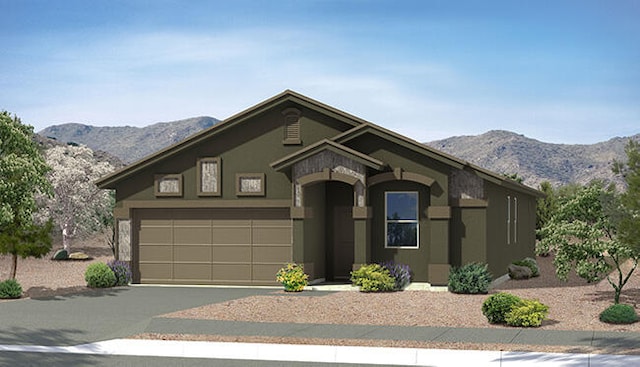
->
xmin=537 ymin=181 xmax=638 ymax=304
xmin=536 ymin=181 xmax=556 ymax=242
xmin=613 ymin=140 xmax=640 ymax=253
xmin=0 ymin=111 xmax=53 ymax=278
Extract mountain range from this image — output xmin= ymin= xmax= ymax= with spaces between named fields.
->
xmin=38 ymin=118 xmax=638 ymax=189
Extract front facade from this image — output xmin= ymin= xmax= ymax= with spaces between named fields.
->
xmin=97 ymin=91 xmax=543 ymax=286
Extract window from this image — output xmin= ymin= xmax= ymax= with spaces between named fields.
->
xmin=197 ymin=157 xmax=220 ymax=196
xmin=282 ymin=108 xmax=301 ymax=145
xmin=385 ymin=192 xmax=419 ymax=248
xmin=155 ymin=174 xmax=182 ymax=197
xmin=236 ymin=173 xmax=265 ymax=196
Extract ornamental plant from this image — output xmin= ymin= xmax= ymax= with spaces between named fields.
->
xmin=350 ymin=264 xmax=395 ymax=292
xmin=276 ymin=263 xmax=308 ymax=292
xmin=504 ymin=299 xmax=549 ymax=327
xmin=599 ymin=304 xmax=639 ymax=324
xmin=448 ymin=262 xmax=492 ymax=294
xmin=0 ymin=279 xmax=23 ymax=299
xmin=512 ymin=257 xmax=540 ymax=277
xmin=84 ymin=262 xmax=116 ymax=288
xmin=107 ymin=260 xmax=132 ymax=286
xmin=379 ymin=261 xmax=412 ymax=291
xmin=482 ymin=292 xmax=523 ymax=324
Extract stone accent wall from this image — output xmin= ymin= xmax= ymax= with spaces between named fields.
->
xmin=118 ymin=219 xmax=131 ymax=261
xmin=450 ymin=168 xmax=484 ymax=200
xmin=292 ymin=150 xmax=366 ymax=207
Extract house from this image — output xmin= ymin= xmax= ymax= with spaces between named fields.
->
xmin=96 ymin=90 xmax=543 ymax=286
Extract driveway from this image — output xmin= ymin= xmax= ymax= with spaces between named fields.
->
xmin=0 ymin=286 xmax=274 ymax=346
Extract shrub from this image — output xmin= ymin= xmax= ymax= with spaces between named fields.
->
xmin=276 ymin=263 xmax=308 ymax=292
xmin=0 ymin=279 xmax=23 ymax=299
xmin=448 ymin=262 xmax=492 ymax=294
xmin=380 ymin=261 xmax=412 ymax=291
xmin=84 ymin=262 xmax=116 ymax=288
xmin=351 ymin=264 xmax=395 ymax=292
xmin=107 ymin=260 xmax=132 ymax=286
xmin=482 ymin=292 xmax=523 ymax=324
xmin=505 ymin=299 xmax=549 ymax=327
xmin=599 ymin=304 xmax=639 ymax=324
xmin=512 ymin=257 xmax=540 ymax=277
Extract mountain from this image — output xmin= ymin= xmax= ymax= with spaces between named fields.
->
xmin=39 ymin=116 xmax=219 ymax=164
xmin=426 ymin=130 xmax=640 ymax=189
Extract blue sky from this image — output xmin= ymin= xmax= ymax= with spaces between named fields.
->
xmin=1 ymin=0 xmax=638 ymax=144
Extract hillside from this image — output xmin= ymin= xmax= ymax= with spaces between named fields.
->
xmin=39 ymin=116 xmax=218 ymax=164
xmin=426 ymin=130 xmax=640 ymax=188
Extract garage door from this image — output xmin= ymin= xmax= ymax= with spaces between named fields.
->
xmin=135 ymin=208 xmax=292 ymax=285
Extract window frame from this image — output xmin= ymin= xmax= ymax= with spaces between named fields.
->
xmin=235 ymin=173 xmax=265 ymax=196
xmin=154 ymin=174 xmax=183 ymax=197
xmin=384 ymin=191 xmax=420 ymax=249
xmin=197 ymin=157 xmax=221 ymax=197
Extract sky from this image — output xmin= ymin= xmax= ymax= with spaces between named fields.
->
xmin=1 ymin=0 xmax=638 ymax=144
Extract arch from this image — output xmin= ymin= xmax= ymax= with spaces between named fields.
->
xmin=297 ymin=169 xmax=360 ymax=187
xmin=367 ymin=168 xmax=435 ymax=188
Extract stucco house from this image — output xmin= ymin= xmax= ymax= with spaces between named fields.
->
xmin=97 ymin=90 xmax=543 ymax=286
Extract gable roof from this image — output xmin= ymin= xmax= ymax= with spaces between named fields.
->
xmin=96 ymin=90 xmax=543 ymax=198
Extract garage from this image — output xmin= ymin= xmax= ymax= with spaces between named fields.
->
xmin=133 ymin=208 xmax=292 ymax=285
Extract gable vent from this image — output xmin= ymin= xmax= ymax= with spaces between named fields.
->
xmin=282 ymin=107 xmax=302 ymax=145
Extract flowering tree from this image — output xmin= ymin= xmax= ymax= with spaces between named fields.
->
xmin=37 ymin=144 xmax=115 ymax=252
xmin=0 ymin=111 xmax=53 ymax=278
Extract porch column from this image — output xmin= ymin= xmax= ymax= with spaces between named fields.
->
xmin=352 ymin=206 xmax=372 ymax=269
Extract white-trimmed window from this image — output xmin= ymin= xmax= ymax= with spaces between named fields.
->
xmin=385 ymin=191 xmax=419 ymax=248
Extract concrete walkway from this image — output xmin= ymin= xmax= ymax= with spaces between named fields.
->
xmin=1 ymin=286 xmax=639 ymax=366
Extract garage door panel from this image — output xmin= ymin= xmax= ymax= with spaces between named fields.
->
xmin=212 ymin=227 xmax=251 ymax=244
xmin=174 ymin=263 xmax=211 ymax=280
xmin=173 ymin=227 xmax=211 ymax=245
xmin=140 ymin=263 xmax=172 ymax=280
xmin=252 ymin=264 xmax=284 ymax=282
xmin=174 ymin=245 xmax=212 ymax=262
xmin=140 ymin=245 xmax=172 ymax=261
xmin=253 ymin=226 xmax=291 ymax=245
xmin=213 ymin=245 xmax=251 ymax=262
xmin=253 ymin=246 xmax=291 ymax=263
xmin=212 ymin=264 xmax=251 ymax=281
xmin=140 ymin=227 xmax=173 ymax=244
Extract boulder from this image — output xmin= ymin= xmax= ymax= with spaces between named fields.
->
xmin=68 ymin=252 xmax=90 ymax=260
xmin=508 ymin=264 xmax=532 ymax=280
xmin=52 ymin=249 xmax=69 ymax=260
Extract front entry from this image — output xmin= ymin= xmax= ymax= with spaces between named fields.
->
xmin=326 ymin=182 xmax=354 ymax=281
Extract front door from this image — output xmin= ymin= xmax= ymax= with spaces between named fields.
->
xmin=333 ymin=206 xmax=354 ymax=280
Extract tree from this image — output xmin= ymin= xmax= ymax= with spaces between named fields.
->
xmin=0 ymin=111 xmax=53 ymax=278
xmin=537 ymin=181 xmax=638 ymax=304
xmin=613 ymin=140 xmax=640 ymax=253
xmin=36 ymin=144 xmax=115 ymax=251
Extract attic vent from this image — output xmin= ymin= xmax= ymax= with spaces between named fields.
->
xmin=282 ymin=107 xmax=302 ymax=145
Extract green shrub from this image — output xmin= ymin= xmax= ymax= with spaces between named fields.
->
xmin=448 ymin=262 xmax=492 ymax=294
xmin=505 ymin=299 xmax=549 ymax=327
xmin=0 ymin=279 xmax=23 ymax=299
xmin=351 ymin=264 xmax=395 ymax=292
xmin=276 ymin=263 xmax=309 ymax=292
xmin=512 ymin=257 xmax=540 ymax=277
xmin=599 ymin=304 xmax=639 ymax=324
xmin=84 ymin=262 xmax=116 ymax=288
xmin=482 ymin=292 xmax=523 ymax=324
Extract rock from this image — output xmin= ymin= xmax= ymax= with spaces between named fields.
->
xmin=52 ymin=249 xmax=69 ymax=260
xmin=508 ymin=264 xmax=532 ymax=280
xmin=68 ymin=252 xmax=90 ymax=260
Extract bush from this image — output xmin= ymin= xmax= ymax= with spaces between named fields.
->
xmin=379 ymin=261 xmax=412 ymax=291
xmin=599 ymin=304 xmax=639 ymax=324
xmin=448 ymin=262 xmax=492 ymax=294
xmin=505 ymin=299 xmax=549 ymax=327
xmin=276 ymin=263 xmax=308 ymax=292
xmin=84 ymin=262 xmax=116 ymax=288
xmin=482 ymin=292 xmax=523 ymax=324
xmin=0 ymin=279 xmax=23 ymax=299
xmin=351 ymin=264 xmax=395 ymax=292
xmin=107 ymin=260 xmax=132 ymax=286
xmin=512 ymin=257 xmax=540 ymax=277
